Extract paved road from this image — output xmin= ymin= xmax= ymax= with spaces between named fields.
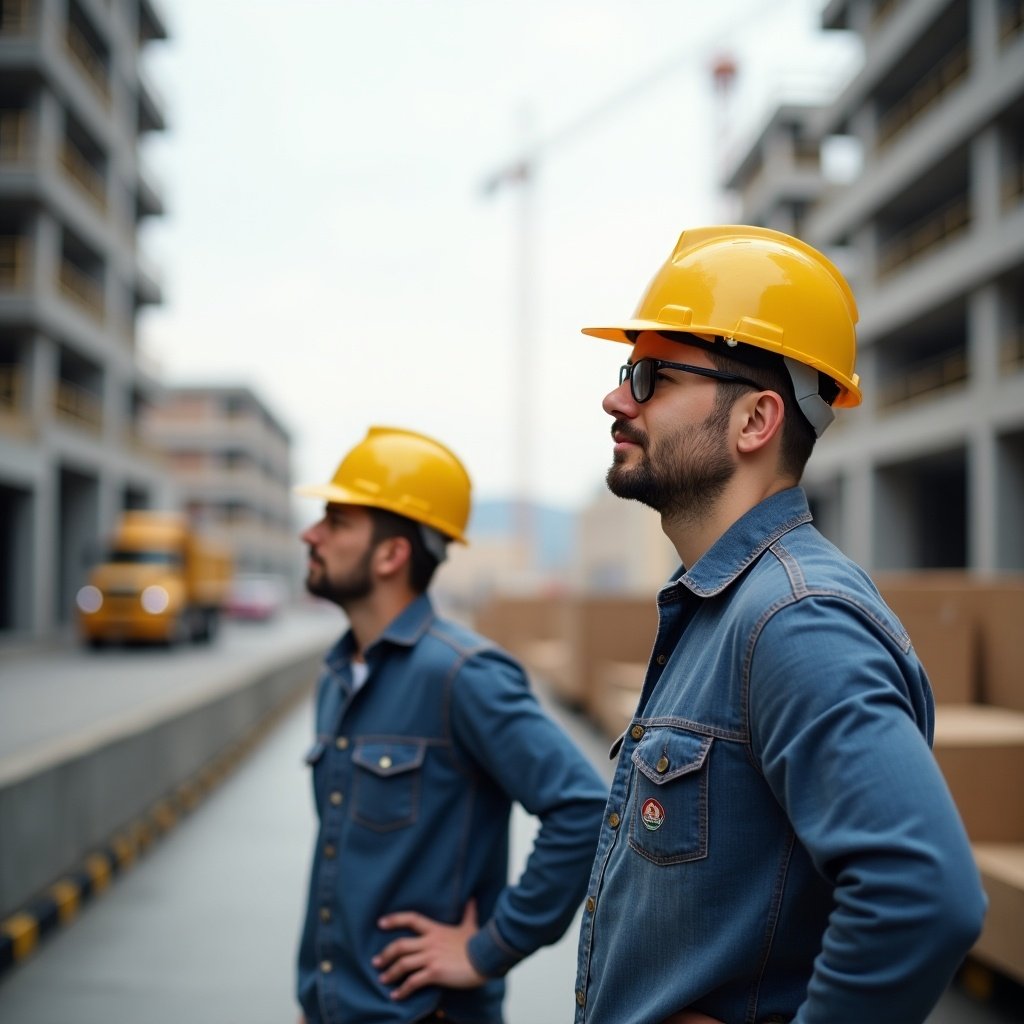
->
xmin=0 ymin=605 xmax=339 ymax=784
xmin=0 ymin=616 xmax=1016 ymax=1022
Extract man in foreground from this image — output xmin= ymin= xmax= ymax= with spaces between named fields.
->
xmin=295 ymin=425 xmax=607 ymax=1024
xmin=573 ymin=226 xmax=986 ymax=1024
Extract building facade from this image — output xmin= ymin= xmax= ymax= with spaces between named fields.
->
xmin=142 ymin=384 xmax=298 ymax=587
xmin=0 ymin=0 xmax=170 ymax=638
xmin=724 ymin=0 xmax=1024 ymax=573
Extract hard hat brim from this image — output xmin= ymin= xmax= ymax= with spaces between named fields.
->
xmin=293 ymin=482 xmax=468 ymax=544
xmin=581 ymin=321 xmax=862 ymax=408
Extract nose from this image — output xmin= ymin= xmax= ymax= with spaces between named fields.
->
xmin=300 ymin=519 xmax=323 ymax=545
xmin=603 ymin=376 xmax=639 ymax=419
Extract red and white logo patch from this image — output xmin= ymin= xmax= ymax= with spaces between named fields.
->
xmin=641 ymin=797 xmax=665 ymax=831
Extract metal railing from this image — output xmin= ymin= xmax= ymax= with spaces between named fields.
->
xmin=60 ymin=142 xmax=107 ymax=209
xmin=1002 ymin=157 xmax=1024 ymax=208
xmin=0 ymin=364 xmax=22 ymax=413
xmin=878 ymin=349 xmax=969 ymax=410
xmin=64 ymin=24 xmax=110 ymax=107
xmin=1000 ymin=329 xmax=1024 ymax=370
xmin=878 ymin=195 xmax=970 ymax=277
xmin=54 ymin=378 xmax=102 ymax=429
xmin=59 ymin=260 xmax=105 ymax=319
xmin=0 ymin=110 xmax=30 ymax=163
xmin=0 ymin=0 xmax=33 ymax=35
xmin=1001 ymin=0 xmax=1024 ymax=42
xmin=877 ymin=43 xmax=969 ymax=149
xmin=0 ymin=235 xmax=28 ymax=289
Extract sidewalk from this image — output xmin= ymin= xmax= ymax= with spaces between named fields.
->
xmin=0 ymin=677 xmax=1014 ymax=1023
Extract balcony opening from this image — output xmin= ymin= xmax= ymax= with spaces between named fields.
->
xmin=999 ymin=268 xmax=1024 ymax=371
xmin=877 ymin=301 xmax=968 ymax=410
xmin=60 ymin=228 xmax=105 ymax=320
xmin=66 ymin=0 xmax=111 ymax=106
xmin=61 ymin=113 xmax=107 ymax=209
xmin=999 ymin=96 xmax=1024 ymax=210
xmin=0 ymin=482 xmax=34 ymax=631
xmin=0 ymin=330 xmax=26 ymax=417
xmin=55 ymin=344 xmax=103 ymax=431
xmin=874 ymin=448 xmax=967 ymax=570
xmin=996 ymin=429 xmax=1024 ymax=569
xmin=875 ymin=3 xmax=970 ymax=149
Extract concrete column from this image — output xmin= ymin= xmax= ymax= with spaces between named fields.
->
xmin=841 ymin=456 xmax=874 ymax=569
xmin=970 ymin=126 xmax=1001 ymax=232
xmin=966 ymin=285 xmax=1000 ymax=570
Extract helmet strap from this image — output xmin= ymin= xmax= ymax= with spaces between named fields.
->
xmin=418 ymin=524 xmax=450 ymax=563
xmin=784 ymin=357 xmax=835 ymax=438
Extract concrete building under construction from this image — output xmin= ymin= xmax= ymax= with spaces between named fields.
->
xmin=0 ymin=0 xmax=170 ymax=638
xmin=723 ymin=0 xmax=1024 ymax=574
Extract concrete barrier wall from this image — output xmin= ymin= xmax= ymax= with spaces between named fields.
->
xmin=0 ymin=649 xmax=322 ymax=920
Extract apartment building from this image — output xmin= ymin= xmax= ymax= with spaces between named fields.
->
xmin=141 ymin=385 xmax=298 ymax=587
xmin=724 ymin=0 xmax=1024 ymax=573
xmin=0 ymin=0 xmax=170 ymax=638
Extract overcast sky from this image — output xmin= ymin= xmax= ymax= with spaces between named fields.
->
xmin=138 ymin=0 xmax=860 ymax=517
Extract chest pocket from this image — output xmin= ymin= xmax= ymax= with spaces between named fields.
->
xmin=351 ymin=739 xmax=426 ymax=832
xmin=629 ymin=728 xmax=713 ymax=865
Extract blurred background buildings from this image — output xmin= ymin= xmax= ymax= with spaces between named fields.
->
xmin=1 ymin=0 xmax=1023 ymax=644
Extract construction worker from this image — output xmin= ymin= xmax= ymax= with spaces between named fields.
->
xmin=294 ymin=426 xmax=607 ymax=1024
xmin=573 ymin=227 xmax=986 ymax=1024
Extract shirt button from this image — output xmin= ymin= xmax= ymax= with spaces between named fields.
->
xmin=330 ymin=791 xmax=343 ymax=806
xmin=608 ymin=812 xmax=620 ymax=828
xmin=335 ymin=736 xmax=349 ymax=750
xmin=656 ymin=756 xmax=669 ymax=773
xmin=324 ymin=843 xmax=336 ymax=859
xmin=656 ymin=653 xmax=667 ymax=665
xmin=630 ymin=724 xmax=644 ymax=740
xmin=379 ymin=755 xmax=392 ymax=769
xmin=586 ymin=896 xmax=596 ymax=913
xmin=320 ymin=960 xmax=333 ymax=973
xmin=319 ymin=907 xmax=331 ymax=923
xmin=576 ymin=989 xmax=586 ymax=1007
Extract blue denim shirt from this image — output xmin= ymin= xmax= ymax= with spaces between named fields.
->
xmin=575 ymin=488 xmax=986 ymax=1024
xmin=297 ymin=594 xmax=607 ymax=1024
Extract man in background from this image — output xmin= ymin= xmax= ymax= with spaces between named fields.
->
xmin=295 ymin=425 xmax=607 ymax=1024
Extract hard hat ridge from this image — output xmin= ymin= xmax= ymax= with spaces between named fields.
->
xmin=583 ymin=225 xmax=863 ymax=430
xmin=295 ymin=426 xmax=472 ymax=544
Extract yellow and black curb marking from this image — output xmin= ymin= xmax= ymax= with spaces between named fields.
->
xmin=0 ymin=683 xmax=313 ymax=980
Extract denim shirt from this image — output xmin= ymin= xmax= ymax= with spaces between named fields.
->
xmin=297 ymin=593 xmax=607 ymax=1024
xmin=574 ymin=488 xmax=986 ymax=1024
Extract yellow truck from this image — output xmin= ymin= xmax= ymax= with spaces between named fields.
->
xmin=76 ymin=511 xmax=233 ymax=647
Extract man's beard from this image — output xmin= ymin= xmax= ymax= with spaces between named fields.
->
xmin=606 ymin=403 xmax=735 ymax=521
xmin=304 ymin=546 xmax=374 ymax=606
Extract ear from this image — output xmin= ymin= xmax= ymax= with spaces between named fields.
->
xmin=735 ymin=390 xmax=785 ymax=455
xmin=372 ymin=535 xmax=413 ymax=581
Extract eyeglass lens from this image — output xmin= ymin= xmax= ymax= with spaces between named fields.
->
xmin=620 ymin=361 xmax=654 ymax=403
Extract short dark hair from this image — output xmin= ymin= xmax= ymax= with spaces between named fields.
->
xmin=367 ymin=507 xmax=442 ymax=594
xmin=662 ymin=333 xmax=820 ymax=480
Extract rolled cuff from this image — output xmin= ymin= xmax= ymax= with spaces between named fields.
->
xmin=467 ymin=919 xmax=526 ymax=978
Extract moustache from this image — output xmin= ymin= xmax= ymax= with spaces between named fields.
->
xmin=611 ymin=419 xmax=648 ymax=448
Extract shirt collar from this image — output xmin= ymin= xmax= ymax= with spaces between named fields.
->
xmin=664 ymin=487 xmax=812 ymax=600
xmin=324 ymin=592 xmax=437 ymax=670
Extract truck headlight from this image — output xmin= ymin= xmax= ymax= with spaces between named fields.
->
xmin=141 ymin=586 xmax=171 ymax=614
xmin=76 ymin=586 xmax=103 ymax=614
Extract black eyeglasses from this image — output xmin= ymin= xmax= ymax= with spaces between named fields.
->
xmin=619 ymin=358 xmax=762 ymax=404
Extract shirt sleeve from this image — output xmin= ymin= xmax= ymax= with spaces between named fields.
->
xmin=749 ymin=595 xmax=987 ymax=1024
xmin=448 ymin=647 xmax=609 ymax=977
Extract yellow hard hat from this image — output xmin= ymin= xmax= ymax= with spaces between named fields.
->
xmin=583 ymin=225 xmax=862 ymax=409
xmin=295 ymin=426 xmax=471 ymax=544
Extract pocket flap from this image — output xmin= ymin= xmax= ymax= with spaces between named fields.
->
xmin=352 ymin=740 xmax=426 ymax=777
xmin=632 ymin=729 xmax=712 ymax=785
